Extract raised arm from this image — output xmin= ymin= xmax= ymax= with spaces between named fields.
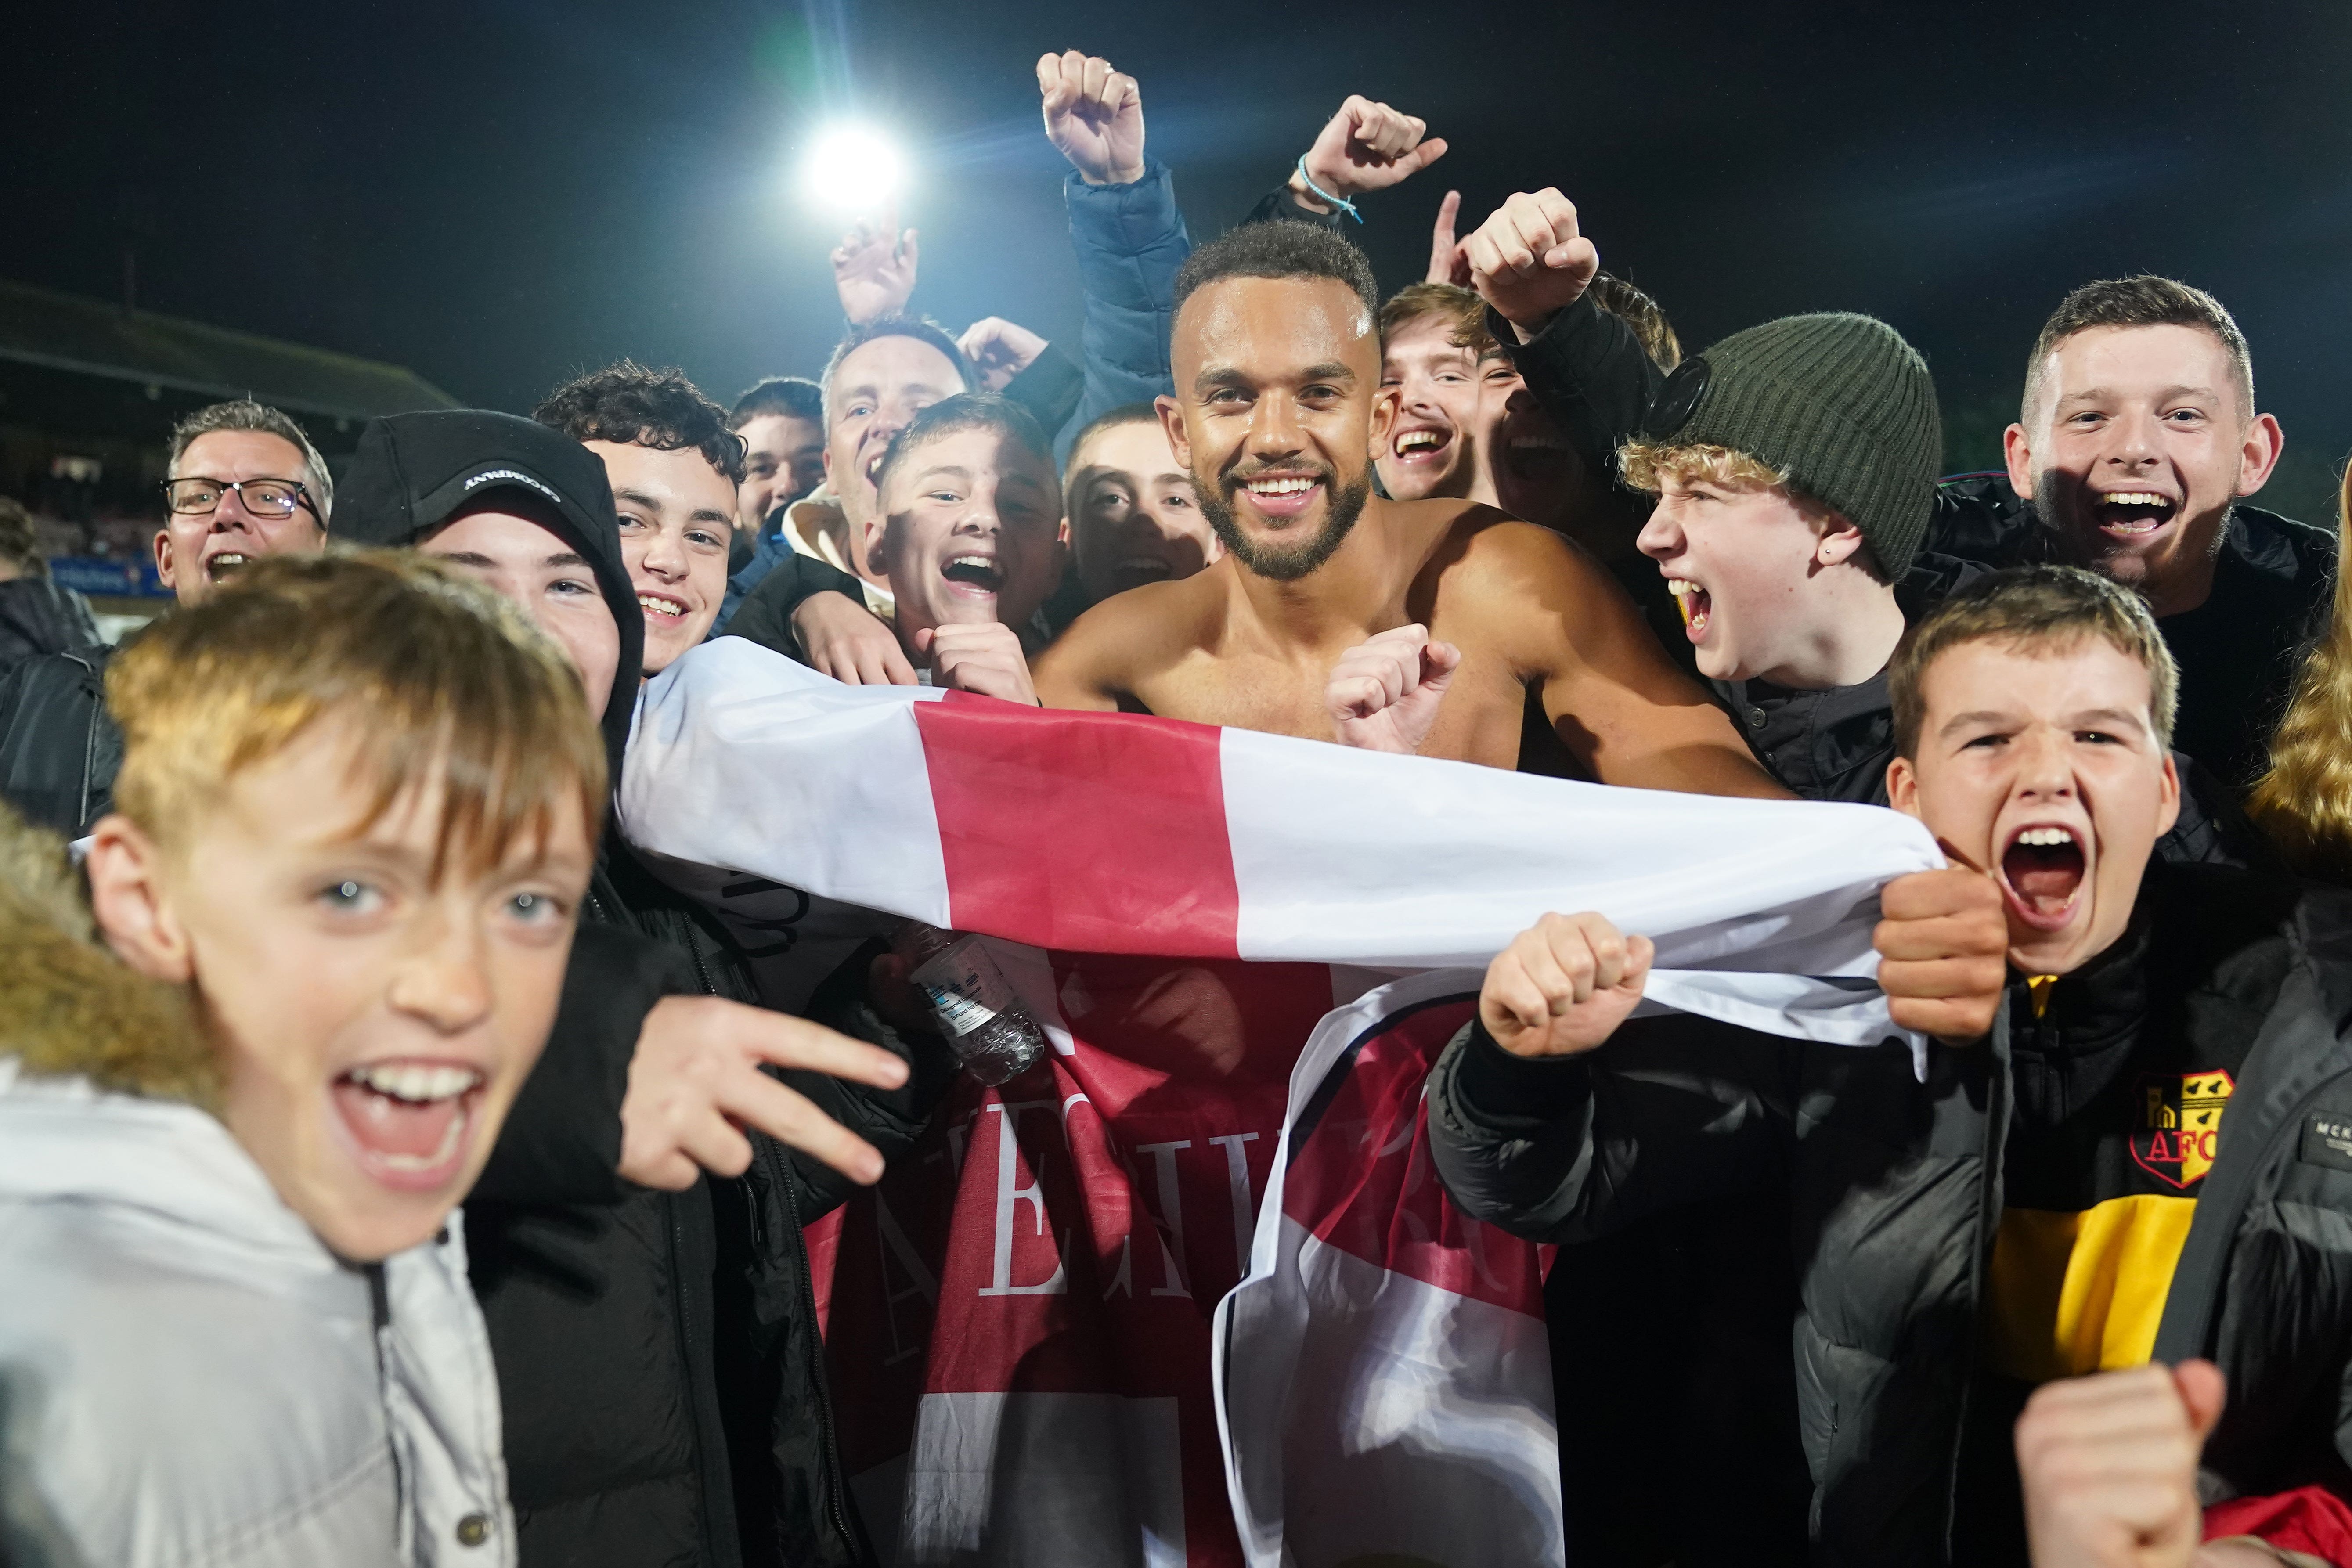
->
xmin=1039 ymin=50 xmax=1193 ymax=440
xmin=1465 ymin=189 xmax=1666 ymax=490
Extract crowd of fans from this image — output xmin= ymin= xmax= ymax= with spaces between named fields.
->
xmin=4 ymin=44 xmax=2352 ymax=1568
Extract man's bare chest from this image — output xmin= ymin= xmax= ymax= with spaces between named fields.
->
xmin=1132 ymin=645 xmax=1533 ymax=767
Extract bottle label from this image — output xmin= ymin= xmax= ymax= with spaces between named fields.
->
xmin=912 ymin=937 xmax=1015 ymax=1038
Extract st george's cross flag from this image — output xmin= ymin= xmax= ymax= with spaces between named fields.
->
xmin=617 ymin=638 xmax=1940 ymax=1566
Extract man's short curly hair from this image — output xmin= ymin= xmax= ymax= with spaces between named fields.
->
xmin=534 ymin=360 xmax=745 ymax=486
xmin=1173 ymin=221 xmax=1380 ymax=321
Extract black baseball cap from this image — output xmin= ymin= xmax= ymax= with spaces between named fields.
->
xmin=336 ymin=409 xmax=641 ymax=782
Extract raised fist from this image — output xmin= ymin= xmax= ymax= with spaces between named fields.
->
xmin=957 ymin=317 xmax=1049 ymax=395
xmin=1480 ymin=912 xmax=1655 ymax=1058
xmin=2015 ymin=1361 xmax=2227 ymax=1568
xmin=1292 ymin=94 xmax=1447 ymax=209
xmin=832 ymin=204 xmax=918 ymax=324
xmin=1464 ymin=189 xmax=1600 ymax=340
xmin=1038 ymin=50 xmax=1145 ymax=187
xmin=1327 ymin=623 xmax=1461 ymax=753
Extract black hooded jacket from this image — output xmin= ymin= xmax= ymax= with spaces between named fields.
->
xmin=336 ymin=411 xmax=949 ymax=1568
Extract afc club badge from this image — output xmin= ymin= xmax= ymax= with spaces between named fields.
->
xmin=2132 ymin=1070 xmax=2236 ymax=1189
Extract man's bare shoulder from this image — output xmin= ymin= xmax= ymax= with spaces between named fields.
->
xmin=1035 ymin=570 xmax=1225 ymax=706
xmin=1403 ymin=503 xmax=1615 ymax=604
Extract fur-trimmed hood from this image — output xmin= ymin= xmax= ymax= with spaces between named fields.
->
xmin=0 ymin=802 xmax=216 ymax=1109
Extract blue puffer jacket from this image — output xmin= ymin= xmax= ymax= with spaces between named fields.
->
xmin=1057 ymin=158 xmax=1193 ymax=456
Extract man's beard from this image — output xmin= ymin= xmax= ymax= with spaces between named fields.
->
xmin=1194 ymin=466 xmax=1372 ymax=584
xmin=2028 ymin=469 xmax=2227 ymax=591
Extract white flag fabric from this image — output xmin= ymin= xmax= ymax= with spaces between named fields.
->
xmin=617 ymin=640 xmax=1944 ymax=1566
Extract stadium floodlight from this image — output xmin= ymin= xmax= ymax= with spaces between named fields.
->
xmin=802 ymin=124 xmax=905 ymax=213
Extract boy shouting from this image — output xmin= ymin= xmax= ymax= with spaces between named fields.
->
xmin=1431 ymin=566 xmax=2352 ymax=1564
xmin=0 ymin=552 xmax=604 ymax=1566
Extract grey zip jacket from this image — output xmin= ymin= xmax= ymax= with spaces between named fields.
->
xmin=0 ymin=809 xmax=517 ymax=1568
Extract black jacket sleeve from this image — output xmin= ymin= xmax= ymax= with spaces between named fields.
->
xmin=1427 ymin=1011 xmax=1798 ymax=1244
xmin=782 ymin=938 xmax=962 ymax=1225
xmin=1001 ymin=344 xmax=1087 ymax=447
xmin=720 ymin=552 xmax=868 ymax=664
xmin=470 ymin=919 xmax=697 ymax=1207
xmin=1486 ymin=293 xmax=1667 ymax=490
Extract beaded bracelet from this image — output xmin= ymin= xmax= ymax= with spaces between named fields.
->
xmin=1293 ymin=157 xmax=1362 ymax=223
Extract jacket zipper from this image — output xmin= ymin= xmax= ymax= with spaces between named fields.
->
xmin=767 ymin=1137 xmax=864 ymax=1560
xmin=1941 ymin=995 xmax=2017 ymax=1559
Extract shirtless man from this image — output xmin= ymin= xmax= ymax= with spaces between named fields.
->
xmin=1034 ymin=219 xmax=1782 ymax=797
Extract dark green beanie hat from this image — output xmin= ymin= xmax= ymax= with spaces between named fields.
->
xmin=1644 ymin=312 xmax=1940 ymax=580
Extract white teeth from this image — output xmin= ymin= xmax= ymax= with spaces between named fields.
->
xmin=1396 ymin=430 xmax=1444 ymax=454
xmin=945 ymin=554 xmax=998 ymax=573
xmin=348 ymin=1063 xmax=483 ymax=1103
xmin=1246 ymin=477 xmax=1317 ymax=495
xmin=2015 ymin=826 xmax=2076 ymax=847
xmin=1665 ymin=578 xmax=1698 ymax=598
xmin=637 ymin=595 xmax=685 ymax=618
xmin=2099 ymin=491 xmax=2170 ymax=508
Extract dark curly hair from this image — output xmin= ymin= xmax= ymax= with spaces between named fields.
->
xmin=533 ymin=360 xmax=746 ymax=486
xmin=1172 ymin=220 xmax=1380 ymax=320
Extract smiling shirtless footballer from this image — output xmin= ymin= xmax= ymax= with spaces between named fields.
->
xmin=1032 ymin=222 xmax=1788 ymax=794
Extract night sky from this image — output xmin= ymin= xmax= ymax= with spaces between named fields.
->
xmin=12 ymin=0 xmax=2352 ymax=518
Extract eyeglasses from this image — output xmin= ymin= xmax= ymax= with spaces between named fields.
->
xmin=162 ymin=476 xmax=319 ymax=521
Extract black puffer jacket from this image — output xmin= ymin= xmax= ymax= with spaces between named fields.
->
xmin=0 ymin=643 xmax=119 ymax=837
xmin=0 ymin=578 xmax=99 ymax=685
xmin=1430 ymin=862 xmax=2352 ymax=1564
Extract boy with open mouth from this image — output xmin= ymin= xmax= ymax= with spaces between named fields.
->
xmin=870 ymin=393 xmax=1068 ymax=705
xmin=1428 ymin=564 xmax=2352 ymax=1565
xmin=0 ymin=551 xmax=606 ymax=1566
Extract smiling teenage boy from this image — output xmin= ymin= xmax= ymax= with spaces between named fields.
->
xmin=1429 ymin=565 xmax=2352 ymax=1564
xmin=0 ymin=551 xmax=602 ymax=1567
xmin=533 ymin=360 xmax=744 ymax=679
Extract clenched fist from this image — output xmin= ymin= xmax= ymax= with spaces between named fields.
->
xmin=1291 ymin=94 xmax=1447 ymax=210
xmin=1465 ymin=189 xmax=1600 ymax=342
xmin=1480 ymin=912 xmax=1655 ymax=1058
xmin=1327 ymin=623 xmax=1460 ymax=753
xmin=2016 ymin=1361 xmax=2231 ymax=1568
xmin=1873 ymin=867 xmax=2008 ymax=1042
xmin=1039 ymin=50 xmax=1145 ymax=187
xmin=919 ymin=620 xmax=1039 ymax=706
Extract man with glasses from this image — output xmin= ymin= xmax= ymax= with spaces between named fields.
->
xmin=153 ymin=401 xmax=334 ymax=603
xmin=0 ymin=400 xmax=332 ymax=833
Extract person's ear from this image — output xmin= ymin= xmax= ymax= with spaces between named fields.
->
xmin=84 ymin=815 xmax=195 ymax=984
xmin=2236 ymin=411 xmax=2285 ymax=498
xmin=152 ymin=526 xmax=177 ymax=591
xmin=2002 ymin=421 xmax=2034 ymax=499
xmin=1369 ymin=382 xmax=1401 ymax=456
xmin=2155 ymin=746 xmax=2182 ymax=837
xmin=1154 ymin=395 xmax=1191 ymax=471
xmin=1814 ymin=513 xmax=1868 ymax=569
xmin=1885 ymin=754 xmax=1922 ymax=821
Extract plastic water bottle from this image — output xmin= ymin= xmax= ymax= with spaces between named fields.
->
xmin=893 ymin=923 xmax=1048 ymax=1086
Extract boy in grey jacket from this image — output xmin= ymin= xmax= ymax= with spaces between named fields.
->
xmin=0 ymin=552 xmax=608 ymax=1567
